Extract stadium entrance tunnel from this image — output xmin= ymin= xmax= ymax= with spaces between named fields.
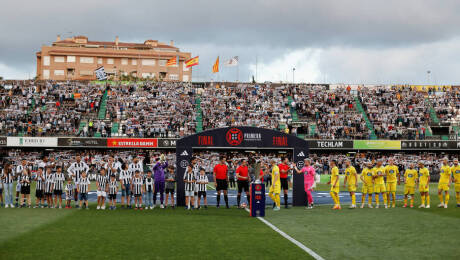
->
xmin=175 ymin=127 xmax=309 ymax=206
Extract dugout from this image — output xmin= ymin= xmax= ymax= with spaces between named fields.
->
xmin=175 ymin=127 xmax=309 ymax=207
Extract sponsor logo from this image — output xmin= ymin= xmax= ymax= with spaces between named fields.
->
xmin=272 ymin=136 xmax=288 ymax=146
xmin=107 ymin=138 xmax=158 ymax=148
xmin=244 ymin=132 xmax=261 ymax=142
xmin=0 ymin=137 xmax=6 ymax=146
xmin=180 ymin=160 xmax=189 ymax=169
xmin=158 ymin=139 xmax=177 ymax=147
xmin=316 ymin=141 xmax=345 ymax=148
xmin=296 ymin=161 xmax=305 ymax=169
xmin=58 ymin=138 xmax=106 ymax=147
xmin=297 ymin=151 xmax=305 ymax=157
xmin=255 ymin=184 xmax=262 ymax=191
xmin=401 ymin=141 xmax=459 ymax=150
xmin=7 ymin=137 xmax=57 ymax=147
xmin=226 ymin=128 xmax=243 ymax=146
xmin=180 ymin=150 xmax=189 ymax=156
xmin=198 ymin=136 xmax=214 ymax=146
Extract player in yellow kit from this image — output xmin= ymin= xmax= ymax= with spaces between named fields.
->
xmin=268 ymin=160 xmax=281 ymax=211
xmin=438 ymin=159 xmax=452 ymax=208
xmin=385 ymin=159 xmax=399 ymax=208
xmin=327 ymin=160 xmax=341 ymax=210
xmin=343 ymin=160 xmax=358 ymax=209
xmin=360 ymin=162 xmax=374 ymax=208
xmin=451 ymin=159 xmax=460 ymax=207
xmin=418 ymin=161 xmax=430 ymax=208
xmin=373 ymin=160 xmax=388 ymax=208
xmin=403 ymin=163 xmax=418 ymax=208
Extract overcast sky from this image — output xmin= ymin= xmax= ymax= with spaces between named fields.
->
xmin=1 ymin=0 xmax=460 ymax=84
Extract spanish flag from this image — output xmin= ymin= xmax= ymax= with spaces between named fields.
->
xmin=166 ymin=56 xmax=178 ymax=66
xmin=185 ymin=56 xmax=199 ymax=68
xmin=212 ymin=56 xmax=219 ymax=73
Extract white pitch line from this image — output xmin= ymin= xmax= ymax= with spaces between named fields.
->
xmin=245 ymin=209 xmax=324 ymax=260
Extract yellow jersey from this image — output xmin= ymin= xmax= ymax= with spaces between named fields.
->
xmin=385 ymin=165 xmax=399 ymax=183
xmin=373 ymin=166 xmax=386 ymax=185
xmin=418 ymin=167 xmax=430 ymax=185
xmin=345 ymin=166 xmax=357 ymax=185
xmin=331 ymin=166 xmax=339 ymax=187
xmin=451 ymin=165 xmax=460 ymax=184
xmin=404 ymin=169 xmax=418 ymax=186
xmin=361 ymin=167 xmax=374 ymax=185
xmin=271 ymin=165 xmax=280 ymax=186
xmin=439 ymin=165 xmax=451 ymax=184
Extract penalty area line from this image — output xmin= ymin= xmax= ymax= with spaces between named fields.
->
xmin=245 ymin=209 xmax=324 ymax=260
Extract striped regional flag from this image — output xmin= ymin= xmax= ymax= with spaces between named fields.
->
xmin=185 ymin=56 xmax=199 ymax=68
xmin=212 ymin=56 xmax=219 ymax=73
xmin=167 ymin=56 xmax=178 ymax=66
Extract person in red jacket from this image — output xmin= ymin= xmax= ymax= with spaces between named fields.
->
xmin=236 ymin=159 xmax=251 ymax=208
xmin=213 ymin=156 xmax=229 ymax=208
xmin=278 ymin=157 xmax=291 ymax=208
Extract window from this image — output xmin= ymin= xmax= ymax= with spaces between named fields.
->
xmin=67 ymin=56 xmax=76 ymax=62
xmin=54 ymin=56 xmax=65 ymax=63
xmin=107 ymin=58 xmax=114 ymax=64
xmin=141 ymin=72 xmax=155 ymax=78
xmin=142 ymin=59 xmax=155 ymax=66
xmin=121 ymin=58 xmax=128 ymax=65
xmin=98 ymin=58 xmax=103 ymax=64
xmin=43 ymin=56 xmax=50 ymax=66
xmin=169 ymin=74 xmax=179 ymax=80
xmin=80 ymin=57 xmax=94 ymax=63
xmin=80 ymin=70 xmax=93 ymax=76
xmin=131 ymin=59 xmax=137 ymax=65
xmin=54 ymin=70 xmax=64 ymax=76
xmin=183 ymin=75 xmax=189 ymax=82
xmin=183 ymin=62 xmax=189 ymax=71
xmin=159 ymin=60 xmax=167 ymax=66
xmin=43 ymin=69 xmax=50 ymax=79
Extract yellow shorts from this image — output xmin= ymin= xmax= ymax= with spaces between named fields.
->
xmin=269 ymin=185 xmax=280 ymax=194
xmin=347 ymin=185 xmax=356 ymax=192
xmin=454 ymin=184 xmax=460 ymax=193
xmin=362 ymin=184 xmax=373 ymax=194
xmin=419 ymin=183 xmax=429 ymax=193
xmin=386 ymin=182 xmax=397 ymax=192
xmin=374 ymin=184 xmax=386 ymax=193
xmin=438 ymin=183 xmax=450 ymax=191
xmin=404 ymin=185 xmax=415 ymax=195
xmin=330 ymin=185 xmax=339 ymax=194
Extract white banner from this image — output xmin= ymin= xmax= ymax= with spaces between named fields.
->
xmin=7 ymin=137 xmax=58 ymax=147
xmin=224 ymin=56 xmax=239 ymax=67
xmin=94 ymin=66 xmax=107 ymax=80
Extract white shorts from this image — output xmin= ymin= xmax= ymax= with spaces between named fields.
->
xmin=185 ymin=190 xmax=194 ymax=196
xmin=16 ymin=183 xmax=21 ymax=191
xmin=97 ymin=190 xmax=107 ymax=197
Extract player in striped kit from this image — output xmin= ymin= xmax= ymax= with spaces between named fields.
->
xmin=108 ymin=175 xmax=118 ymax=210
xmin=65 ymin=179 xmax=74 ymax=208
xmin=34 ymin=168 xmax=46 ymax=208
xmin=196 ymin=168 xmax=208 ymax=209
xmin=131 ymin=170 xmax=144 ymax=210
xmin=105 ymin=156 xmax=121 ymax=178
xmin=44 ymin=167 xmax=55 ymax=208
xmin=67 ymin=156 xmax=89 ymax=208
xmin=53 ymin=166 xmax=65 ymax=209
xmin=77 ymin=172 xmax=91 ymax=209
xmin=1 ymin=163 xmax=14 ymax=208
xmin=144 ymin=172 xmax=155 ymax=209
xmin=15 ymin=160 xmax=27 ymax=207
xmin=183 ymin=165 xmax=196 ymax=210
xmin=19 ymin=169 xmax=31 ymax=208
xmin=120 ymin=163 xmax=132 ymax=208
xmin=96 ymin=168 xmax=109 ymax=210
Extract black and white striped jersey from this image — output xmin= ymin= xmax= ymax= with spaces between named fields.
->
xmin=119 ymin=170 xmax=132 ymax=185
xmin=105 ymin=162 xmax=121 ymax=178
xmin=144 ymin=177 xmax=154 ymax=192
xmin=35 ymin=175 xmax=45 ymax=190
xmin=54 ymin=173 xmax=65 ymax=191
xmin=132 ymin=176 xmax=144 ymax=194
xmin=77 ymin=177 xmax=91 ymax=194
xmin=2 ymin=169 xmax=14 ymax=184
xmin=67 ymin=161 xmax=89 ymax=182
xmin=20 ymin=175 xmax=31 ymax=187
xmin=129 ymin=161 xmax=143 ymax=175
xmin=16 ymin=165 xmax=26 ymax=175
xmin=108 ymin=180 xmax=118 ymax=195
xmin=196 ymin=174 xmax=208 ymax=192
xmin=44 ymin=173 xmax=55 ymax=193
xmin=96 ymin=175 xmax=109 ymax=190
xmin=183 ymin=172 xmax=195 ymax=192
xmin=65 ymin=183 xmax=74 ymax=197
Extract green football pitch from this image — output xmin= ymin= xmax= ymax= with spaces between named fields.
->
xmin=1 ymin=183 xmax=459 ymax=260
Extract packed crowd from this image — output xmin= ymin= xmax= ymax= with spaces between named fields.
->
xmin=1 ymin=80 xmax=458 ymax=139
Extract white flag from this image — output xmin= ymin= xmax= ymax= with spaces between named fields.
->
xmin=94 ymin=66 xmax=107 ymax=80
xmin=224 ymin=56 xmax=239 ymax=67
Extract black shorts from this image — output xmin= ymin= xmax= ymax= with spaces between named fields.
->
xmin=216 ymin=179 xmax=228 ymax=191
xmin=237 ymin=180 xmax=249 ymax=193
xmin=54 ymin=190 xmax=62 ymax=195
xmin=134 ymin=193 xmax=142 ymax=197
xmin=108 ymin=194 xmax=117 ymax=200
xmin=280 ymin=178 xmax=289 ymax=190
xmin=165 ymin=188 xmax=175 ymax=194
xmin=36 ymin=190 xmax=44 ymax=198
xmin=198 ymin=191 xmax=207 ymax=198
xmin=45 ymin=192 xmax=53 ymax=196
xmin=21 ymin=186 xmax=30 ymax=195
